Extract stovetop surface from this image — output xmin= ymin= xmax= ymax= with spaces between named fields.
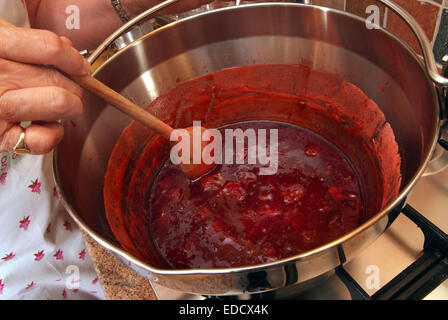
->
xmin=150 ymin=164 xmax=448 ymax=300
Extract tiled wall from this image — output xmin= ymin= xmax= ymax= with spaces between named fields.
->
xmin=309 ymin=0 xmax=448 ymax=64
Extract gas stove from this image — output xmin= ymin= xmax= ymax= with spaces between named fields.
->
xmin=149 ymin=143 xmax=448 ymax=300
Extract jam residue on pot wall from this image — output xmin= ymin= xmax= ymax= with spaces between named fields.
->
xmin=103 ymin=64 xmax=402 ymax=270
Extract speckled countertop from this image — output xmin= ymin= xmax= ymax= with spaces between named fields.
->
xmin=81 ymin=230 xmax=157 ymax=300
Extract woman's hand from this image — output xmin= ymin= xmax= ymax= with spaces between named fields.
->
xmin=0 ymin=26 xmax=89 ymax=154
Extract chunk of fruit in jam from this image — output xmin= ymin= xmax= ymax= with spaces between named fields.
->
xmin=328 ymin=186 xmax=344 ymax=200
xmin=236 ymin=171 xmax=257 ymax=185
xmin=305 ymin=144 xmax=319 ymax=157
xmin=218 ymin=181 xmax=247 ymax=202
xmin=258 ymin=184 xmax=275 ymax=201
xmin=280 ymin=184 xmax=305 ymax=204
xmin=262 ymin=244 xmax=278 ymax=262
xmin=200 ymin=173 xmax=226 ymax=192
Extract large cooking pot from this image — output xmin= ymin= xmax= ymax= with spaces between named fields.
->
xmin=53 ymin=0 xmax=447 ymax=295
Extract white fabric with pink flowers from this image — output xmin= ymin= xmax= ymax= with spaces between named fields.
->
xmin=0 ymin=0 xmax=104 ymax=300
xmin=0 ymin=152 xmax=105 ymax=300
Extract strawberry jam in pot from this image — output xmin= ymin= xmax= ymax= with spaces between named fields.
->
xmin=104 ymin=65 xmax=402 ymax=271
xmin=149 ymin=121 xmax=364 ymax=269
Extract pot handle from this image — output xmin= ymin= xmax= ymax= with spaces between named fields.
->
xmin=377 ymin=0 xmax=448 ymax=86
xmin=87 ymin=0 xmax=181 ymax=65
xmin=423 ymin=120 xmax=448 ymax=176
xmin=308 ymin=0 xmax=448 ymax=173
xmin=88 ymin=0 xmax=246 ymax=65
xmin=376 ymin=0 xmax=448 ymax=176
xmin=309 ymin=0 xmax=448 ymax=88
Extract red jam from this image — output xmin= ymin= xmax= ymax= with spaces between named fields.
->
xmin=149 ymin=121 xmax=364 ymax=269
xmin=104 ymin=64 xmax=402 ymax=271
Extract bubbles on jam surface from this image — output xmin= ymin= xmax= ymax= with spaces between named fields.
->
xmin=149 ymin=121 xmax=364 ymax=269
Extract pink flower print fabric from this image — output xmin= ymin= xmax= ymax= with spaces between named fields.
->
xmin=0 ymin=172 xmax=7 ymax=185
xmin=19 ymin=216 xmax=31 ymax=230
xmin=0 ymin=152 xmax=104 ymax=300
xmin=2 ymin=252 xmax=16 ymax=261
xmin=63 ymin=221 xmax=73 ymax=232
xmin=78 ymin=249 xmax=86 ymax=260
xmin=53 ymin=187 xmax=60 ymax=198
xmin=26 ymin=282 xmax=35 ymax=290
xmin=2 ymin=252 xmax=15 ymax=262
xmin=28 ymin=178 xmax=41 ymax=194
xmin=34 ymin=250 xmax=45 ymax=261
xmin=53 ymin=249 xmax=64 ymax=260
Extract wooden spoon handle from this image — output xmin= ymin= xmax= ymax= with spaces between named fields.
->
xmin=72 ymin=75 xmax=173 ymax=139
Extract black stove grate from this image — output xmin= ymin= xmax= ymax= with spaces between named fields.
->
xmin=337 ymin=204 xmax=448 ymax=300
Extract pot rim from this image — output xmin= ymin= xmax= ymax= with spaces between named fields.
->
xmin=53 ymin=2 xmax=441 ymax=276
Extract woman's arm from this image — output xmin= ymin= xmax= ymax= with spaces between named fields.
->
xmin=26 ymin=0 xmax=122 ymax=50
xmin=25 ymin=0 xmax=212 ymax=50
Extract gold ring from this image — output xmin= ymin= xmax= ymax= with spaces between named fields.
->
xmin=13 ymin=129 xmax=30 ymax=154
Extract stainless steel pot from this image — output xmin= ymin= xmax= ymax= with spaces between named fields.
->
xmin=53 ymin=1 xmax=447 ymax=295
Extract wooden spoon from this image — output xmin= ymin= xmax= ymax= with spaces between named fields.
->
xmin=0 ymin=18 xmax=213 ymax=180
xmin=72 ymin=75 xmax=214 ymax=180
